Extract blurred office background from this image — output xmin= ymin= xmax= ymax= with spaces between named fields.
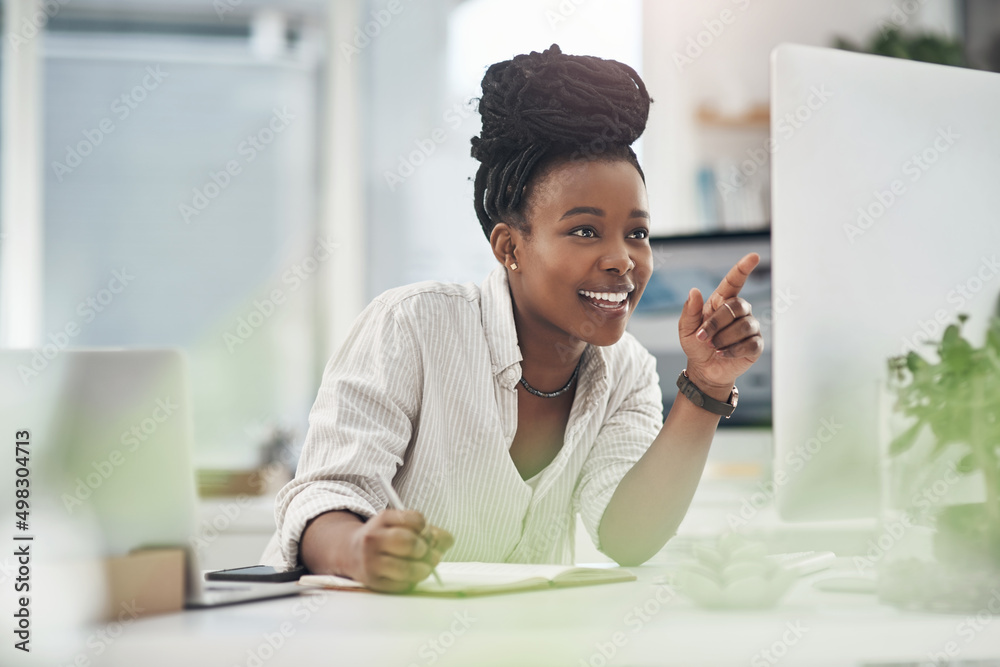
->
xmin=0 ymin=0 xmax=992 ymax=485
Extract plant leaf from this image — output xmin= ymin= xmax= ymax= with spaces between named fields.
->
xmin=905 ymin=351 xmax=928 ymax=374
xmin=939 ymin=324 xmax=973 ymax=375
xmin=889 ymin=420 xmax=924 ymax=457
xmin=955 ymin=453 xmax=978 ymax=475
xmin=987 ymin=318 xmax=1000 ymax=355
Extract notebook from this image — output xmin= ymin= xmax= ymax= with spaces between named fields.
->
xmin=298 ymin=562 xmax=637 ymax=597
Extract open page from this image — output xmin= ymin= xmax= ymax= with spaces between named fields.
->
xmin=298 ymin=562 xmax=634 ymax=596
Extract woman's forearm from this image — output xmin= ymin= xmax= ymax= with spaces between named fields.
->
xmin=598 ymin=384 xmax=729 ymax=566
xmin=299 ymin=510 xmax=365 ymax=576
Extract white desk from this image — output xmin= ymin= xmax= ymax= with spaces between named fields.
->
xmin=15 ymin=427 xmax=992 ymax=666
xmin=75 ymin=561 xmax=1000 ymax=667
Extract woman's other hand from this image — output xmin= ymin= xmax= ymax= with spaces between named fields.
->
xmin=349 ymin=509 xmax=454 ymax=593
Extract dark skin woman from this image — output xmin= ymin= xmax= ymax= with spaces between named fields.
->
xmin=300 ymin=46 xmax=762 ymax=592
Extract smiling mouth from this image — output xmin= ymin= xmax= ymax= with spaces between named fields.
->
xmin=578 ymin=290 xmax=630 ymax=311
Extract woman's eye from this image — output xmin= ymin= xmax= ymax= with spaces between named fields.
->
xmin=629 ymin=229 xmax=649 ymax=240
xmin=571 ymin=228 xmax=596 ymax=238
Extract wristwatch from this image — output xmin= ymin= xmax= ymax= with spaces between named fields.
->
xmin=676 ymin=369 xmax=738 ymax=418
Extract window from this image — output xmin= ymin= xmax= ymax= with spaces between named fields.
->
xmin=8 ymin=10 xmax=324 ymax=466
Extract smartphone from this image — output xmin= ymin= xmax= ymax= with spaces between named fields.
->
xmin=205 ymin=565 xmax=306 ymax=583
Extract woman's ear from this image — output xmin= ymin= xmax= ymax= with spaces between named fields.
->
xmin=489 ymin=223 xmax=518 ymax=269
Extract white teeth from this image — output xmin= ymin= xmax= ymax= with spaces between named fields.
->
xmin=578 ymin=290 xmax=628 ymax=304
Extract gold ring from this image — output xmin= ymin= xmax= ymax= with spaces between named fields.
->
xmin=723 ymin=302 xmax=737 ymax=319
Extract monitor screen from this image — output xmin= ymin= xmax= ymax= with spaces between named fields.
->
xmin=770 ymin=44 xmax=1000 ymax=521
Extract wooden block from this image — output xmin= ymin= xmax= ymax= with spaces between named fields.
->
xmin=100 ymin=548 xmax=185 ymax=620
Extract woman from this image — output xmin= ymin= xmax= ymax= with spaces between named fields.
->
xmin=260 ymin=45 xmax=762 ymax=593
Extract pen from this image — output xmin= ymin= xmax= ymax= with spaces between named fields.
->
xmin=375 ymin=473 xmax=444 ymax=586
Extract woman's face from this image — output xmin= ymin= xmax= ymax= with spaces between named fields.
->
xmin=503 ymin=158 xmax=653 ymax=349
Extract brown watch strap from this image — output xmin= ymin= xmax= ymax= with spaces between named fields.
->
xmin=675 ymin=369 xmax=738 ymax=418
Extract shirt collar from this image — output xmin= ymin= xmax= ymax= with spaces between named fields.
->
xmin=480 ymin=264 xmax=609 ymax=396
xmin=481 ymin=265 xmax=523 ymax=389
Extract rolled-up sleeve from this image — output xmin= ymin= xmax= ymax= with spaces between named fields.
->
xmin=573 ymin=349 xmax=663 ymax=552
xmin=271 ymin=297 xmax=422 ymax=569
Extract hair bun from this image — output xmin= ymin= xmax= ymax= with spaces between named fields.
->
xmin=471 ymin=43 xmax=650 ymax=161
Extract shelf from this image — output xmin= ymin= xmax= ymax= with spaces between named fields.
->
xmin=695 ymin=103 xmax=770 ymax=128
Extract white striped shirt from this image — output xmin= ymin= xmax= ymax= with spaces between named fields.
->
xmin=260 ymin=264 xmax=664 ymax=569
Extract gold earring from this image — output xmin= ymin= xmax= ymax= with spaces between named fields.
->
xmin=510 ymin=262 xmax=518 ymax=271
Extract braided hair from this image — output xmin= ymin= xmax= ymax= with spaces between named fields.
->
xmin=470 ymin=44 xmax=651 ymax=241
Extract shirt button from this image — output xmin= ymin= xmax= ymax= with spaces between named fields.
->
xmin=504 ymin=368 xmax=517 ymax=382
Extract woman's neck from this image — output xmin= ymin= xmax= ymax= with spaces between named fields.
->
xmin=511 ymin=300 xmax=587 ymax=393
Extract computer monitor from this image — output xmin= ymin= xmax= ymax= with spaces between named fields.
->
xmin=770 ymin=44 xmax=1000 ymax=521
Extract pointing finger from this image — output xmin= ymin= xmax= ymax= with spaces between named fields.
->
xmin=703 ymin=253 xmax=760 ymax=317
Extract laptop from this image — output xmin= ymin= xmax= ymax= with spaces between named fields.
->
xmin=0 ymin=348 xmax=300 ymax=608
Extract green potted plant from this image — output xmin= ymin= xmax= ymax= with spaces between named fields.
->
xmin=834 ymin=27 xmax=967 ymax=68
xmin=879 ymin=315 xmax=1000 ymax=610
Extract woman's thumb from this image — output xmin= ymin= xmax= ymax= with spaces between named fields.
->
xmin=678 ymin=287 xmax=704 ymax=338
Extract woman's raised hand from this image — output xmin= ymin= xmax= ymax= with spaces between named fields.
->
xmin=677 ymin=252 xmax=764 ymax=397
